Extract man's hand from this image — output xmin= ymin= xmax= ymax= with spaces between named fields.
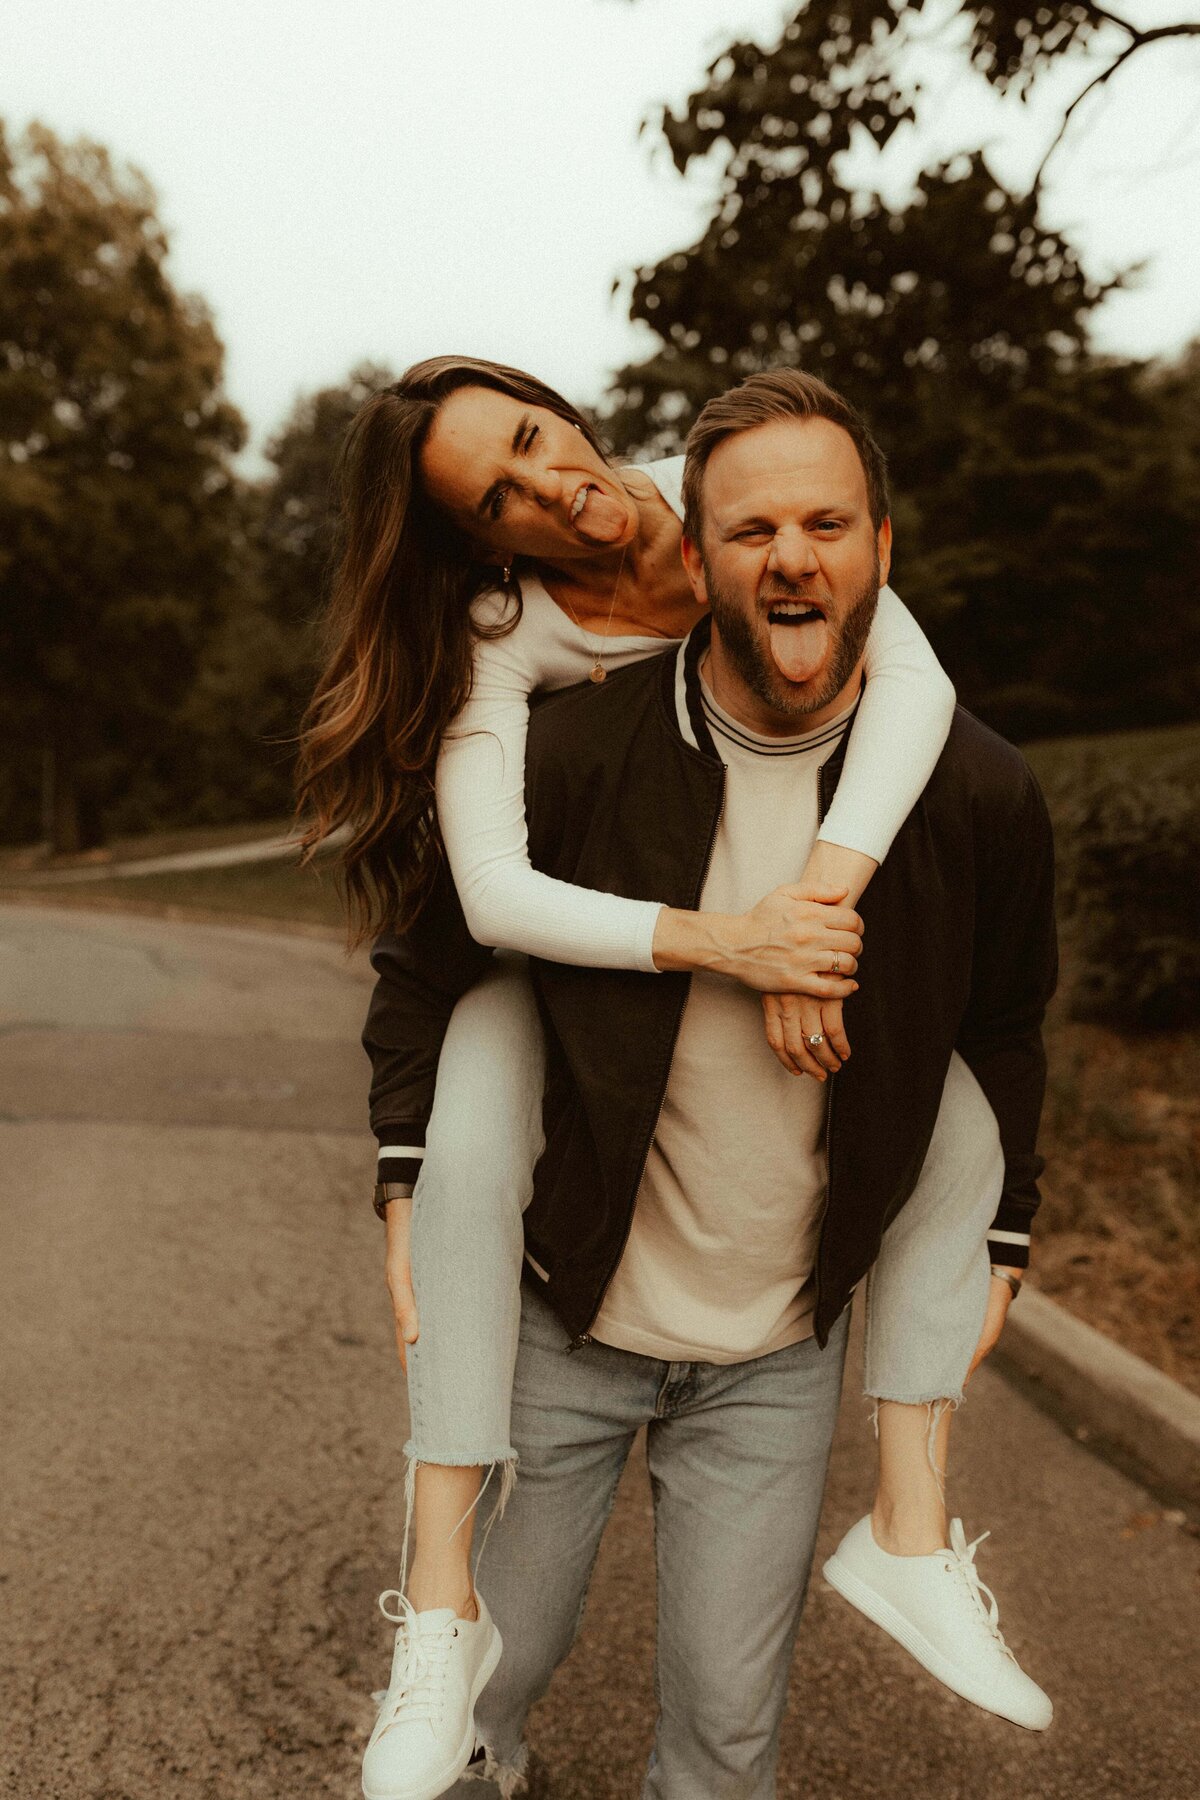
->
xmin=384 ymin=1194 xmax=420 ymax=1371
xmin=966 ymin=1267 xmax=1022 ymax=1380
xmin=762 ymin=994 xmax=850 ymax=1079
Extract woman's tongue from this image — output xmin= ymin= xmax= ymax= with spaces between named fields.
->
xmin=768 ymin=611 xmax=829 ymax=683
xmin=572 ymin=485 xmax=628 ymax=544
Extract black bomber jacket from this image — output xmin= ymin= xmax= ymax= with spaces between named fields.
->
xmin=363 ymin=619 xmax=1058 ymax=1349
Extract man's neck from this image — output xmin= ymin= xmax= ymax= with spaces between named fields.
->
xmin=703 ymin=641 xmax=865 ymax=739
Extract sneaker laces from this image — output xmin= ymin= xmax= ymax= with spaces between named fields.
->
xmin=374 ymin=1590 xmax=460 ymax=1729
xmin=943 ymin=1519 xmax=1017 ymax=1663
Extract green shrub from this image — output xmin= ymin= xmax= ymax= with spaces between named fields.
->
xmin=1068 ymin=778 xmax=1200 ymax=1029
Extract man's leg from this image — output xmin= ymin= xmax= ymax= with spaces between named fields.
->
xmin=446 ymin=1283 xmax=649 ymax=1795
xmin=643 ymin=1310 xmax=850 ymax=1800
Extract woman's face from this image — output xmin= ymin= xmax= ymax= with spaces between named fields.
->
xmin=420 ymin=385 xmax=638 ymax=564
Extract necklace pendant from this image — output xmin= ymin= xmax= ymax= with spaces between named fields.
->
xmin=589 ymin=661 xmax=606 ymax=684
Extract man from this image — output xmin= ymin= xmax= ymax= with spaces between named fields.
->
xmin=364 ymin=370 xmax=1056 ymax=1796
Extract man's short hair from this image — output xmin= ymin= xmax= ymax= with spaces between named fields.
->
xmin=682 ymin=368 xmax=891 ymax=542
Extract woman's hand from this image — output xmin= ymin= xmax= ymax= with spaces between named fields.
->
xmin=654 ymin=883 xmax=862 ymax=996
xmin=762 ymin=993 xmax=851 ymax=1080
xmin=965 ymin=1270 xmax=1020 ymax=1381
xmin=384 ymin=1194 xmax=420 ymax=1371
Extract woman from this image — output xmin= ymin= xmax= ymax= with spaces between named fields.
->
xmin=298 ymin=358 xmax=1051 ymax=1800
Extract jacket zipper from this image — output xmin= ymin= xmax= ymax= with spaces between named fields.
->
xmin=567 ymin=774 xmax=727 ymax=1353
xmin=810 ymin=754 xmax=840 ymax=1334
xmin=811 ymin=1074 xmax=834 ymax=1332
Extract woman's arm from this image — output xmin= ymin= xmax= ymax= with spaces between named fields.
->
xmin=436 ymin=626 xmax=662 ymax=970
xmin=436 ymin=622 xmax=860 ymax=994
xmin=817 ymin=585 xmax=956 ymax=867
xmin=765 ymin=586 xmax=956 ymax=1078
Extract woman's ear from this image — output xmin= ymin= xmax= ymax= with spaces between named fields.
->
xmin=680 ymin=533 xmax=709 ymax=607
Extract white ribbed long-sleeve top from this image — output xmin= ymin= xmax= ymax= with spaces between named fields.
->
xmin=435 ymin=456 xmax=955 ymax=973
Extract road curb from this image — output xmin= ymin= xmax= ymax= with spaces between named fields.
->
xmin=996 ymin=1286 xmax=1200 ymax=1509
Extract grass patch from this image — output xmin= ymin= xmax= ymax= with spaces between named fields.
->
xmin=1026 ymin=720 xmax=1200 ymax=1392
xmin=0 ymin=816 xmax=295 ymax=875
xmin=0 ymin=853 xmax=347 ymax=931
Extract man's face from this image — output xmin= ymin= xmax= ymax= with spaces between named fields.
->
xmin=682 ymin=416 xmax=892 ymax=732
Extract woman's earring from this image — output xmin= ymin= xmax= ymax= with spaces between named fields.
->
xmin=501 ymin=562 xmax=512 ymax=583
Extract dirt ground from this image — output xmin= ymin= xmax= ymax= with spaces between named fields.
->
xmin=1036 ymin=993 xmax=1200 ymax=1393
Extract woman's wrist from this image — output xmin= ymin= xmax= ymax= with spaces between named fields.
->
xmin=652 ymin=907 xmax=742 ymax=976
xmin=802 ymin=838 xmax=878 ymax=908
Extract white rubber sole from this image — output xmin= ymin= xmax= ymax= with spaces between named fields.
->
xmin=822 ymin=1554 xmax=1052 ymax=1732
xmin=362 ymin=1625 xmax=505 ymax=1800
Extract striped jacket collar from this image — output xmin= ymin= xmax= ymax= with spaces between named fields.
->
xmin=669 ymin=615 xmax=853 ymax=790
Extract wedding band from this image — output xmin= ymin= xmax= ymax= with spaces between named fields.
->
xmin=832 ymin=952 xmax=841 ymax=974
xmin=807 ymin=1032 xmax=825 ymax=1048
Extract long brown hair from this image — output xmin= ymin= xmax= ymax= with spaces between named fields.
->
xmin=295 ymin=355 xmax=606 ymax=942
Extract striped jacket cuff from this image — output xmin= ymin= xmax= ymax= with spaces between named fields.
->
xmin=986 ymin=1221 xmax=1032 ymax=1271
xmin=374 ymin=1122 xmax=426 ymax=1190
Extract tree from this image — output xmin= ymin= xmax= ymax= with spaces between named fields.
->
xmin=947 ymin=1 xmax=1200 ymax=191
xmin=601 ymin=7 xmax=1200 ymax=736
xmin=256 ymin=360 xmax=396 ymax=636
xmin=0 ymin=122 xmax=245 ymax=850
xmin=615 ymin=2 xmax=1200 ymax=195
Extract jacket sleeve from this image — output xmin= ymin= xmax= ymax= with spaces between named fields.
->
xmin=362 ymin=856 xmax=493 ymax=1196
xmin=955 ymin=760 xmax=1058 ymax=1269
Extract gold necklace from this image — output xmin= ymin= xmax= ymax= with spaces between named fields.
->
xmin=560 ymin=545 xmax=628 ymax=684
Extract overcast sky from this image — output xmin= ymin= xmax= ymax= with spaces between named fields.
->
xmin=5 ymin=0 xmax=1198 ymax=469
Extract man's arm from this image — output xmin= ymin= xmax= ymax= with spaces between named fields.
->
xmin=362 ymin=854 xmax=493 ymax=1199
xmin=956 ymin=760 xmax=1059 ymax=1270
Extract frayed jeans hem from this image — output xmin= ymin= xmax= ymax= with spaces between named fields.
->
xmin=403 ymin=1440 xmax=519 ymax=1468
xmin=863 ymin=1387 xmax=966 ymax=1409
xmin=462 ymin=1739 xmax=530 ymax=1796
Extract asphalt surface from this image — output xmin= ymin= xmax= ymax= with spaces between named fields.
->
xmin=2 ymin=903 xmax=1198 ymax=1800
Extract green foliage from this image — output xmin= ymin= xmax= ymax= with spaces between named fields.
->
xmin=256 ymin=359 xmax=395 ymax=632
xmin=617 ymin=2 xmax=1199 ymax=142
xmin=602 ymin=4 xmax=1200 ymax=740
xmin=1066 ymin=778 xmax=1200 ymax=1030
xmin=0 ymin=122 xmax=246 ymax=849
xmin=605 ymin=151 xmax=1105 ymax=458
xmin=124 ymin=362 xmax=399 ymax=836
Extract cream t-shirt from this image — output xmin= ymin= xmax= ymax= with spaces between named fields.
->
xmin=590 ymin=681 xmax=858 ymax=1364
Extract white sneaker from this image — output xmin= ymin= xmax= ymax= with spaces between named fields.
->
xmin=362 ymin=1588 xmax=503 ymax=1800
xmin=823 ymin=1515 xmax=1053 ymax=1731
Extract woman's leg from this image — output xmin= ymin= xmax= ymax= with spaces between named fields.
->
xmin=363 ymin=956 xmax=547 ymax=1800
xmin=863 ymin=1051 xmax=1001 ymax=1548
xmin=400 ymin=953 xmax=546 ymax=1613
xmin=823 ymin=1052 xmax=1053 ymax=1730
xmin=871 ymin=1398 xmax=954 ymax=1556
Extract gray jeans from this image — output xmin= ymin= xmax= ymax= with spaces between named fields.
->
xmin=406 ymin=956 xmax=1003 ymax=1468
xmin=446 ymin=1282 xmax=851 ymax=1800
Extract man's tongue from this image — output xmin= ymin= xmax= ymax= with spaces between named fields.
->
xmin=768 ymin=613 xmax=829 ymax=683
xmin=573 ymin=485 xmax=628 ymax=545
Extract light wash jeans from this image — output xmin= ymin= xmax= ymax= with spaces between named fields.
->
xmin=406 ymin=954 xmax=1003 ymax=1470
xmin=445 ymin=1281 xmax=852 ymax=1800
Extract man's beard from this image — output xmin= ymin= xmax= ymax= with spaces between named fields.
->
xmin=705 ymin=555 xmax=881 ymax=721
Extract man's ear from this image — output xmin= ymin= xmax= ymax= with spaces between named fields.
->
xmin=680 ymin=533 xmax=709 ymax=606
xmin=876 ymin=516 xmax=893 ymax=589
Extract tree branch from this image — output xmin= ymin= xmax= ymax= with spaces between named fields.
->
xmin=1033 ymin=22 xmax=1200 ymax=195
xmin=1083 ymin=4 xmax=1141 ymax=37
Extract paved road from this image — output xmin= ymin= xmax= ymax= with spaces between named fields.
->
xmin=2 ymin=904 xmax=1197 ymax=1800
